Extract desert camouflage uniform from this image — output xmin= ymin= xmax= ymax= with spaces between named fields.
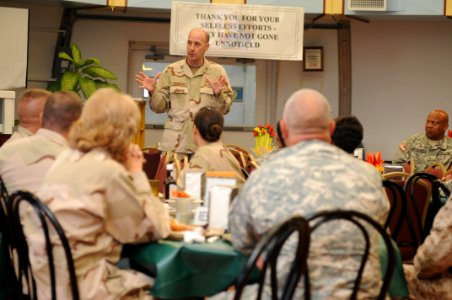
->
xmin=392 ymin=133 xmax=452 ymax=173
xmin=229 ymin=140 xmax=390 ymax=299
xmin=0 ymin=128 xmax=67 ymax=194
xmin=26 ymin=148 xmax=170 ymax=300
xmin=403 ymin=194 xmax=452 ymax=300
xmin=3 ymin=125 xmax=34 ymax=145
xmin=177 ymin=141 xmax=245 ymax=189
xmin=150 ymin=59 xmax=234 ymax=153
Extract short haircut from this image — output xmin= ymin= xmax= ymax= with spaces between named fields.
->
xmin=332 ymin=116 xmax=364 ymax=154
xmin=189 ymin=28 xmax=210 ymax=43
xmin=282 ymin=89 xmax=332 ymax=135
xmin=68 ymin=88 xmax=140 ymax=163
xmin=194 ymin=106 xmax=223 ymax=142
xmin=42 ymin=91 xmax=83 ymax=132
xmin=17 ymin=88 xmax=51 ymax=120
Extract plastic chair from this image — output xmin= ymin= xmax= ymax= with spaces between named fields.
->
xmin=234 ymin=216 xmax=311 ymax=300
xmin=8 ymin=191 xmax=79 ymax=300
xmin=307 ymin=210 xmax=395 ymax=300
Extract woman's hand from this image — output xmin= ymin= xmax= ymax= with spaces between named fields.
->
xmin=124 ymin=144 xmax=145 ymax=173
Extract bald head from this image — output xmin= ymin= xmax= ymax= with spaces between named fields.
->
xmin=189 ymin=28 xmax=210 ymax=43
xmin=425 ymin=109 xmax=449 ymax=140
xmin=17 ymin=89 xmax=52 ymax=133
xmin=282 ymin=88 xmax=332 ymax=136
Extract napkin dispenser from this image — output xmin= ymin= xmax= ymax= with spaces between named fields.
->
xmin=204 ymin=171 xmax=238 ymax=207
xmin=184 ymin=170 xmax=205 ymax=200
xmin=208 ymin=185 xmax=238 ymax=231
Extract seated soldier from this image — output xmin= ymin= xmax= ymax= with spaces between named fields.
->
xmin=393 ymin=109 xmax=451 ymax=173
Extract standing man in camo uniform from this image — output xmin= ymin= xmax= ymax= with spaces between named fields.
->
xmin=136 ymin=28 xmax=234 ymax=153
xmin=229 ymin=89 xmax=390 ymax=299
xmin=393 ymin=109 xmax=451 ymax=173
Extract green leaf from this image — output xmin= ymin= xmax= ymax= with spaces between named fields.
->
xmin=79 ymin=77 xmax=97 ymax=99
xmin=58 ymin=52 xmax=73 ymax=62
xmin=83 ymin=66 xmax=117 ymax=80
xmin=60 ymin=71 xmax=79 ymax=91
xmin=79 ymin=58 xmax=100 ymax=68
xmin=47 ymin=81 xmax=61 ymax=92
xmin=71 ymin=43 xmax=82 ymax=64
xmin=95 ymin=80 xmax=120 ymax=92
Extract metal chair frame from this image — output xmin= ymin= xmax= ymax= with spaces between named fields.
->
xmin=8 ymin=191 xmax=79 ymax=300
xmin=307 ymin=210 xmax=395 ymax=300
xmin=234 ymin=216 xmax=311 ymax=300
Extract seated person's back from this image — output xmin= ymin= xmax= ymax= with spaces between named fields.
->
xmin=177 ymin=106 xmax=244 ymax=189
xmin=229 ymin=89 xmax=390 ymax=299
xmin=0 ymin=91 xmax=82 ymax=194
xmin=32 ymin=88 xmax=170 ymax=299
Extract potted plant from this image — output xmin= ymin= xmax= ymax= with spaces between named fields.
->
xmin=48 ymin=43 xmax=119 ymax=99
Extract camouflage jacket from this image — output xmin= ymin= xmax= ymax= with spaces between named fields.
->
xmin=404 ymin=194 xmax=452 ymax=299
xmin=150 ymin=58 xmax=234 ymax=153
xmin=229 ymin=140 xmax=390 ymax=299
xmin=392 ymin=133 xmax=452 ymax=172
xmin=0 ymin=128 xmax=67 ymax=194
xmin=30 ymin=148 xmax=170 ymax=299
xmin=3 ymin=125 xmax=33 ymax=145
xmin=177 ymin=141 xmax=244 ymax=189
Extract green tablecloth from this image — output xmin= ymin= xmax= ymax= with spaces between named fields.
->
xmin=125 ymin=240 xmax=249 ymax=299
xmin=125 ymin=238 xmax=409 ymax=299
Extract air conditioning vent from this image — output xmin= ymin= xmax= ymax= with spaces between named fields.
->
xmin=348 ymin=0 xmax=387 ymax=11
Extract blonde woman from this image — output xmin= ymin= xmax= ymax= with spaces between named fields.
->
xmin=32 ymin=88 xmax=170 ymax=299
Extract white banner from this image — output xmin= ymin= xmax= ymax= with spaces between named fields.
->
xmin=170 ymin=2 xmax=304 ymax=61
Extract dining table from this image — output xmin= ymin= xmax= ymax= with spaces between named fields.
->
xmin=123 ymin=236 xmax=409 ymax=299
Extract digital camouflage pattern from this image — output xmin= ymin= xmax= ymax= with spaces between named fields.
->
xmin=0 ymin=128 xmax=68 ymax=194
xmin=27 ymin=148 xmax=170 ymax=300
xmin=392 ymin=133 xmax=452 ymax=173
xmin=177 ymin=141 xmax=244 ymax=189
xmin=403 ymin=194 xmax=452 ymax=300
xmin=150 ymin=59 xmax=234 ymax=153
xmin=229 ymin=140 xmax=390 ymax=299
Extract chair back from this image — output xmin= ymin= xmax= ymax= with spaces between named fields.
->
xmin=8 ymin=191 xmax=79 ymax=300
xmin=423 ymin=179 xmax=451 ymax=236
xmin=234 ymin=216 xmax=311 ymax=300
xmin=307 ymin=210 xmax=395 ymax=300
xmin=382 ymin=180 xmax=408 ymax=239
xmin=0 ymin=178 xmax=24 ymax=299
xmin=404 ymin=172 xmax=436 ymax=243
xmin=226 ymin=145 xmax=258 ymax=176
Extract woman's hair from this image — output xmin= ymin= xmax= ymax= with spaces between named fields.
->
xmin=68 ymin=88 xmax=140 ymax=163
xmin=194 ymin=106 xmax=224 ymax=142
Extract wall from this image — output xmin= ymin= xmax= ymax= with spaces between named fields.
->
xmin=1 ymin=2 xmax=451 ymax=159
xmin=351 ymin=20 xmax=452 ymax=160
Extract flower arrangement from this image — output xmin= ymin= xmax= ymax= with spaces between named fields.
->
xmin=366 ymin=151 xmax=384 ymax=173
xmin=253 ymin=124 xmax=275 ymax=158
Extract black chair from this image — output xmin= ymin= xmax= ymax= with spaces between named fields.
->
xmin=307 ymin=210 xmax=395 ymax=300
xmin=234 ymin=216 xmax=311 ymax=300
xmin=8 ymin=190 xmax=79 ymax=300
xmin=423 ymin=179 xmax=451 ymax=237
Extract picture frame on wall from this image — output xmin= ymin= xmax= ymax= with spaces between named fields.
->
xmin=303 ymin=47 xmax=323 ymax=72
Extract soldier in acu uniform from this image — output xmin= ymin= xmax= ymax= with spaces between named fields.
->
xmin=229 ymin=89 xmax=390 ymax=299
xmin=393 ymin=109 xmax=451 ymax=173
